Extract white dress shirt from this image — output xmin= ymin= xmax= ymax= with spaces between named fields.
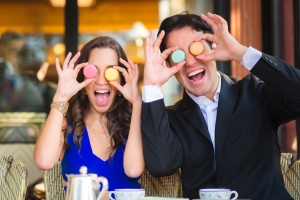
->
xmin=142 ymin=46 xmax=262 ymax=150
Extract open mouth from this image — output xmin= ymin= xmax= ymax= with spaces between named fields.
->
xmin=94 ymin=89 xmax=110 ymax=105
xmin=187 ymin=69 xmax=205 ymax=82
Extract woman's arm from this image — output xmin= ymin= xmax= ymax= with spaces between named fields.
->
xmin=110 ymin=58 xmax=144 ymax=178
xmin=34 ymin=52 xmax=93 ymax=170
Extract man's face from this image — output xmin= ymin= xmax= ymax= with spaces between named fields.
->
xmin=2 ymin=39 xmax=25 ymax=62
xmin=166 ymin=26 xmax=219 ymax=98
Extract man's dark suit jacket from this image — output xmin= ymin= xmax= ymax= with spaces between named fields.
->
xmin=141 ymin=54 xmax=300 ymax=200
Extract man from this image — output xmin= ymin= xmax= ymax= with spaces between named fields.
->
xmin=141 ymin=12 xmax=300 ymax=200
xmin=0 ymin=31 xmax=25 ymax=78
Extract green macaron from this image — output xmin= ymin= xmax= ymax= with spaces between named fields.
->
xmin=171 ymin=50 xmax=186 ymax=64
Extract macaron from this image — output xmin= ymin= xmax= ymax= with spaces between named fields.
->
xmin=189 ymin=41 xmax=204 ymax=56
xmin=171 ymin=49 xmax=186 ymax=64
xmin=83 ymin=64 xmax=97 ymax=78
xmin=105 ymin=68 xmax=119 ymax=81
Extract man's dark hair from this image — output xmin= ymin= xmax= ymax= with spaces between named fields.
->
xmin=0 ymin=31 xmax=24 ymax=46
xmin=158 ymin=11 xmax=214 ymax=53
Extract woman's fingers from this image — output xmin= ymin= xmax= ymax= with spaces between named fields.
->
xmin=55 ymin=58 xmax=62 ymax=74
xmin=62 ymin=52 xmax=72 ymax=70
xmin=74 ymin=62 xmax=88 ymax=74
xmin=68 ymin=52 xmax=81 ymax=69
xmin=109 ymin=81 xmax=123 ymax=93
xmin=114 ymin=65 xmax=129 ymax=80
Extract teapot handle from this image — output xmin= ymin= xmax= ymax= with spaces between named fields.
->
xmin=95 ymin=176 xmax=109 ymax=200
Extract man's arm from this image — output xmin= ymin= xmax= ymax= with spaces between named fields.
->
xmin=251 ymin=53 xmax=300 ymax=125
xmin=141 ymin=87 xmax=183 ymax=176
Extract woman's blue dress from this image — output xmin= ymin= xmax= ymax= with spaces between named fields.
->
xmin=61 ymin=125 xmax=141 ymax=191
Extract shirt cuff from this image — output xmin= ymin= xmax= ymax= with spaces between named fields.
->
xmin=240 ymin=46 xmax=262 ymax=71
xmin=142 ymin=86 xmax=163 ymax=103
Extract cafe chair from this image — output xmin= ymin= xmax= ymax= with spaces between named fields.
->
xmin=280 ymin=153 xmax=300 ymax=200
xmin=280 ymin=153 xmax=293 ymax=175
xmin=44 ymin=161 xmax=65 ymax=200
xmin=141 ymin=168 xmax=182 ymax=198
xmin=0 ymin=155 xmax=28 ymax=200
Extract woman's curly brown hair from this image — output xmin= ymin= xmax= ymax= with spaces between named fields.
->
xmin=63 ymin=36 xmax=131 ymax=158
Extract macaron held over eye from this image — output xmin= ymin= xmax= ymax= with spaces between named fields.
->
xmin=189 ymin=41 xmax=204 ymax=56
xmin=171 ymin=41 xmax=204 ymax=64
xmin=83 ymin=64 xmax=119 ymax=81
xmin=171 ymin=49 xmax=186 ymax=64
xmin=104 ymin=68 xmax=119 ymax=81
xmin=83 ymin=64 xmax=98 ymax=78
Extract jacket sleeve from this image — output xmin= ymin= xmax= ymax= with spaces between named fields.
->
xmin=251 ymin=53 xmax=300 ymax=126
xmin=141 ymin=99 xmax=183 ymax=177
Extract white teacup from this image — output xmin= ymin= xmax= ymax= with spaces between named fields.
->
xmin=109 ymin=189 xmax=145 ymax=200
xmin=199 ymin=188 xmax=238 ymax=200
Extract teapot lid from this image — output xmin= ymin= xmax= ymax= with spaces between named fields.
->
xmin=79 ymin=166 xmax=88 ymax=175
xmin=66 ymin=166 xmax=89 ymax=179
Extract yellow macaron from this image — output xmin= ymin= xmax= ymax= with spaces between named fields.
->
xmin=104 ymin=68 xmax=119 ymax=81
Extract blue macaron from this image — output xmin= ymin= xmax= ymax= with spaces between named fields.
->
xmin=171 ymin=50 xmax=186 ymax=64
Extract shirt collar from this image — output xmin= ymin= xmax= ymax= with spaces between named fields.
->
xmin=187 ymin=72 xmax=221 ymax=105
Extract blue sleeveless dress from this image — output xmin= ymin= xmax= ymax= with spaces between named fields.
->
xmin=61 ymin=125 xmax=141 ymax=191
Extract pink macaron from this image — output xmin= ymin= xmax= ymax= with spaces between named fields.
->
xmin=83 ymin=64 xmax=97 ymax=78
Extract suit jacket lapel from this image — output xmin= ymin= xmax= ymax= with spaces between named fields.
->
xmin=215 ymin=73 xmax=238 ymax=170
xmin=182 ymin=91 xmax=211 ymax=142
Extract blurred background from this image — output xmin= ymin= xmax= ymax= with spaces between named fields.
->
xmin=0 ymin=0 xmax=299 ymax=198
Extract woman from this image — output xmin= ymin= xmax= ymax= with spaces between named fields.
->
xmin=34 ymin=37 xmax=144 ymax=199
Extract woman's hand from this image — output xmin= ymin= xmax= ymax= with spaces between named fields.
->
xmin=53 ymin=52 xmax=94 ymax=101
xmin=143 ymin=31 xmax=186 ymax=87
xmin=109 ymin=58 xmax=141 ymax=104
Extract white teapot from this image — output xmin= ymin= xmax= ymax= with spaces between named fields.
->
xmin=65 ymin=166 xmax=109 ymax=200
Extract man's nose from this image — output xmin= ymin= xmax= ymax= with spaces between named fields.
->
xmin=185 ymin=52 xmax=197 ymax=67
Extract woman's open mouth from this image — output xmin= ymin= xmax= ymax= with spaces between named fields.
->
xmin=94 ymin=89 xmax=110 ymax=105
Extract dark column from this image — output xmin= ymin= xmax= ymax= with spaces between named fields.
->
xmin=294 ymin=0 xmax=300 ymax=159
xmin=213 ymin=0 xmax=231 ymax=76
xmin=261 ymin=0 xmax=282 ymax=57
xmin=64 ymin=0 xmax=79 ymax=57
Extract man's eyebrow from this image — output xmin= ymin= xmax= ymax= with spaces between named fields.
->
xmin=107 ymin=65 xmax=116 ymax=68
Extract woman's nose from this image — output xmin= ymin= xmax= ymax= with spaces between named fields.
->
xmin=95 ymin=71 xmax=108 ymax=84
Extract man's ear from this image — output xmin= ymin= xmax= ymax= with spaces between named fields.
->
xmin=212 ymin=43 xmax=217 ymax=51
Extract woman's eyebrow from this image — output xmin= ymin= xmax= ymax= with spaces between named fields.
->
xmin=106 ymin=65 xmax=117 ymax=68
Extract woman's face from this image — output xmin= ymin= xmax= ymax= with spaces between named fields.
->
xmin=84 ymin=47 xmax=121 ymax=114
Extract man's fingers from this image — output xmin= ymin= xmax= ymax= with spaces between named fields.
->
xmin=200 ymin=13 xmax=218 ymax=32
xmin=169 ymin=61 xmax=186 ymax=76
xmin=194 ymin=33 xmax=215 ymax=43
xmin=196 ymin=52 xmax=216 ymax=62
xmin=153 ymin=30 xmax=165 ymax=51
xmin=160 ymin=47 xmax=179 ymax=60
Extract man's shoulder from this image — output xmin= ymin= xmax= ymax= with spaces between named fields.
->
xmin=220 ymin=71 xmax=261 ymax=87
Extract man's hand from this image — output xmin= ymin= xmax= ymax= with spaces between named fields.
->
xmin=196 ymin=12 xmax=248 ymax=63
xmin=143 ymin=31 xmax=186 ymax=87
